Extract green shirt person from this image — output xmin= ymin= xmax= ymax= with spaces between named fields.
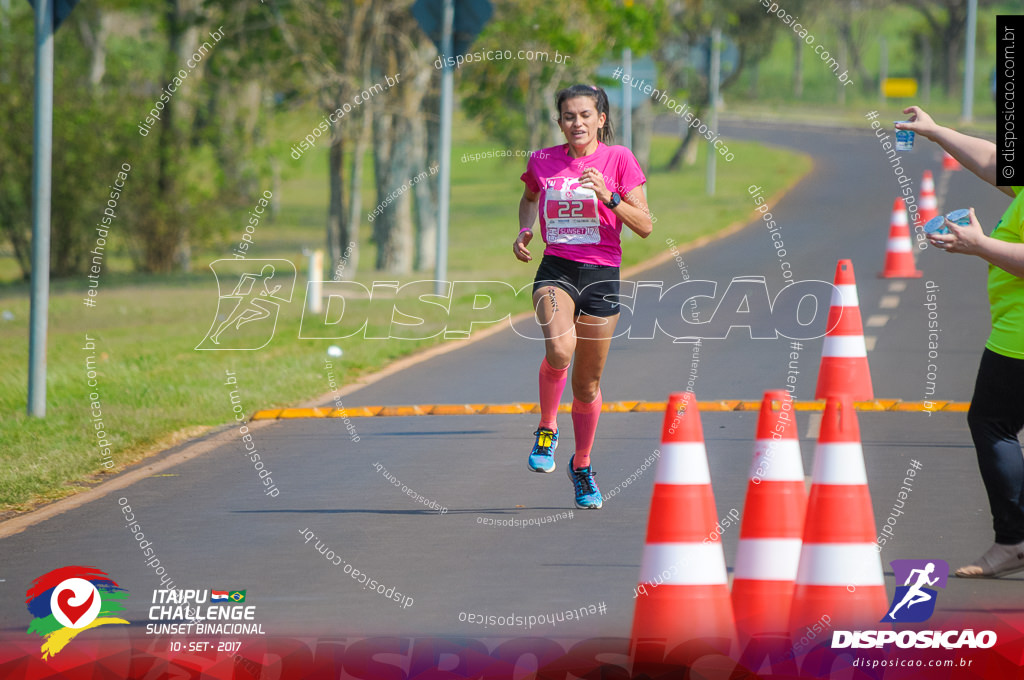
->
xmin=897 ymin=107 xmax=1024 ymax=578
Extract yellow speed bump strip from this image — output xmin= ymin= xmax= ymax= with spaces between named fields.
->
xmin=251 ymin=400 xmax=970 ymax=420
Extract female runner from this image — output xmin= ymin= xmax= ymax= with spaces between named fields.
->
xmin=513 ymin=84 xmax=653 ymax=509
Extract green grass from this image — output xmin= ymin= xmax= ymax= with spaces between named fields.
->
xmin=0 ymin=126 xmax=810 ymax=513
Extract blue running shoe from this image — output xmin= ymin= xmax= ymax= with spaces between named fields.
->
xmin=566 ymin=455 xmax=602 ymax=509
xmin=528 ymin=428 xmax=558 ymax=473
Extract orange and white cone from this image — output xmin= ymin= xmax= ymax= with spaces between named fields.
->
xmin=942 ymin=150 xmax=961 ymax=171
xmin=789 ymin=395 xmax=887 ymax=632
xmin=879 ymin=198 xmax=923 ymax=278
xmin=732 ymin=390 xmax=806 ymax=640
xmin=815 ymin=260 xmax=874 ymax=400
xmin=631 ymin=391 xmax=735 ymax=663
xmin=919 ymin=170 xmax=939 ymax=224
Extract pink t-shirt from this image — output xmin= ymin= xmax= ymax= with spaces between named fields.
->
xmin=520 ymin=142 xmax=646 ymax=267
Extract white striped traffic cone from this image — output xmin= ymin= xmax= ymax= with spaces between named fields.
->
xmin=879 ymin=198 xmax=923 ymax=278
xmin=631 ymin=391 xmax=735 ymax=664
xmin=732 ymin=390 xmax=806 ymax=640
xmin=919 ymin=170 xmax=939 ymax=224
xmin=815 ymin=260 xmax=874 ymax=400
xmin=789 ymin=395 xmax=887 ymax=633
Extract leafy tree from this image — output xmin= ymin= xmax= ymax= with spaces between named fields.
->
xmin=895 ymin=0 xmax=998 ymax=98
xmin=459 ymin=0 xmax=659 ymax=152
xmin=0 ymin=3 xmax=139 ymax=279
xmin=658 ymin=0 xmax=777 ymax=170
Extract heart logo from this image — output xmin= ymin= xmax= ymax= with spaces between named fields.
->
xmin=56 ymin=588 xmax=95 ymax=626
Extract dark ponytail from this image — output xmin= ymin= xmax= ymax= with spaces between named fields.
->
xmin=555 ymin=84 xmax=615 ymax=145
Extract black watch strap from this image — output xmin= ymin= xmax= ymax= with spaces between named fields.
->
xmin=604 ymin=192 xmax=621 ymax=209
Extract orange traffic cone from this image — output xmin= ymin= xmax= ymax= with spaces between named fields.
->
xmin=732 ymin=390 xmax=806 ymax=640
xmin=942 ymin=150 xmax=961 ymax=171
xmin=879 ymin=198 xmax=923 ymax=278
xmin=631 ymin=391 xmax=735 ymax=664
xmin=789 ymin=395 xmax=887 ymax=632
xmin=815 ymin=260 xmax=874 ymax=400
xmin=919 ymin=170 xmax=939 ymax=224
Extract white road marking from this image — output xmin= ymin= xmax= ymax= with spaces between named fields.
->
xmin=879 ymin=295 xmax=900 ymax=309
xmin=806 ymin=412 xmax=822 ymax=439
xmin=865 ymin=315 xmax=889 ymax=327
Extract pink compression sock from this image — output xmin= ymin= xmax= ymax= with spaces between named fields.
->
xmin=572 ymin=390 xmax=602 ymax=469
xmin=538 ymin=357 xmax=568 ymax=431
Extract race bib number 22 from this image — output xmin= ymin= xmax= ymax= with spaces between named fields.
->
xmin=543 ymin=176 xmax=601 ymax=245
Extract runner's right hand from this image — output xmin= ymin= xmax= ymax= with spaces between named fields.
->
xmin=514 ymin=229 xmax=533 ymax=262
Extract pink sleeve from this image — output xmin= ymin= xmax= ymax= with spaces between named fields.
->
xmin=520 ymin=154 xmax=541 ymax=194
xmin=617 ymin=150 xmax=646 ymax=196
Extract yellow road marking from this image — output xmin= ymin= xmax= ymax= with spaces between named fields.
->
xmin=251 ymin=399 xmax=970 ymax=420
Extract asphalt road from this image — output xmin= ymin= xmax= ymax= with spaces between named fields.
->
xmin=1 ymin=121 xmax=1019 ymax=648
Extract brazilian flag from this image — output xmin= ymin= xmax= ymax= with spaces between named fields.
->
xmin=229 ymin=590 xmax=246 ymax=603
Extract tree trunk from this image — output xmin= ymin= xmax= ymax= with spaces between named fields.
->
xmin=921 ymin=39 xmax=932 ymax=104
xmin=270 ymin=155 xmax=281 ymax=222
xmin=412 ymin=111 xmax=437 ymax=271
xmin=944 ymin=25 xmax=962 ymax=99
xmin=792 ymin=33 xmax=803 ymax=99
xmin=666 ymin=103 xmax=706 ymax=171
xmin=75 ymin=8 xmax=107 ymax=91
xmin=343 ymin=103 xmax=371 ymax=279
xmin=372 ymin=110 xmax=414 ymax=274
xmin=410 ymin=58 xmax=436 ymax=271
xmin=146 ymin=0 xmax=203 ymax=273
xmin=632 ymin=98 xmax=652 ymax=169
xmin=386 ymin=120 xmax=415 ymax=274
xmin=837 ymin=40 xmax=848 ymax=105
xmin=327 ymin=135 xmax=344 ymax=269
xmin=836 ymin=13 xmax=868 ymax=95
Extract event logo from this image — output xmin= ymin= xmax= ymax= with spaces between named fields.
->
xmin=881 ymin=559 xmax=948 ymax=623
xmin=25 ymin=566 xmax=129 ymax=659
xmin=196 ymin=259 xmax=296 ymax=350
xmin=833 ymin=557 xmax=997 ymax=650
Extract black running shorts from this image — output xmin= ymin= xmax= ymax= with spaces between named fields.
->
xmin=532 ymin=254 xmax=621 ymax=318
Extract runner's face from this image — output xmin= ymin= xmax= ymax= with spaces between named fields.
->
xmin=559 ymin=97 xmax=605 ymax=151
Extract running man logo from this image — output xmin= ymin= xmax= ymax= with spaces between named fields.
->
xmin=196 ymin=260 xmax=296 ymax=350
xmin=880 ymin=559 xmax=949 ymax=623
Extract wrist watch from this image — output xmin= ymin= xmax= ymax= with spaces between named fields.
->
xmin=604 ymin=192 xmax=621 ymax=209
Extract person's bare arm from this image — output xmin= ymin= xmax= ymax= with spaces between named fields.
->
xmin=616 ymin=186 xmax=654 ymax=238
xmin=898 ymin=106 xmax=1014 ymax=198
xmin=929 ymin=206 xmax=1024 ymax=278
xmin=514 ymin=187 xmax=540 ymax=262
xmin=579 ymin=168 xmax=653 ymax=238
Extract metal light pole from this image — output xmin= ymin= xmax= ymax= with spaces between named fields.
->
xmin=28 ymin=0 xmax=54 ymax=417
xmin=961 ymin=0 xmax=977 ymax=123
xmin=706 ymin=27 xmax=721 ymax=197
xmin=434 ymin=0 xmax=454 ymax=297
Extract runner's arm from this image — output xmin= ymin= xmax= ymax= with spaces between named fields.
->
xmin=614 ymin=186 xmax=653 ymax=238
xmin=514 ymin=187 xmax=540 ymax=262
xmin=519 ymin=187 xmax=540 ymax=231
